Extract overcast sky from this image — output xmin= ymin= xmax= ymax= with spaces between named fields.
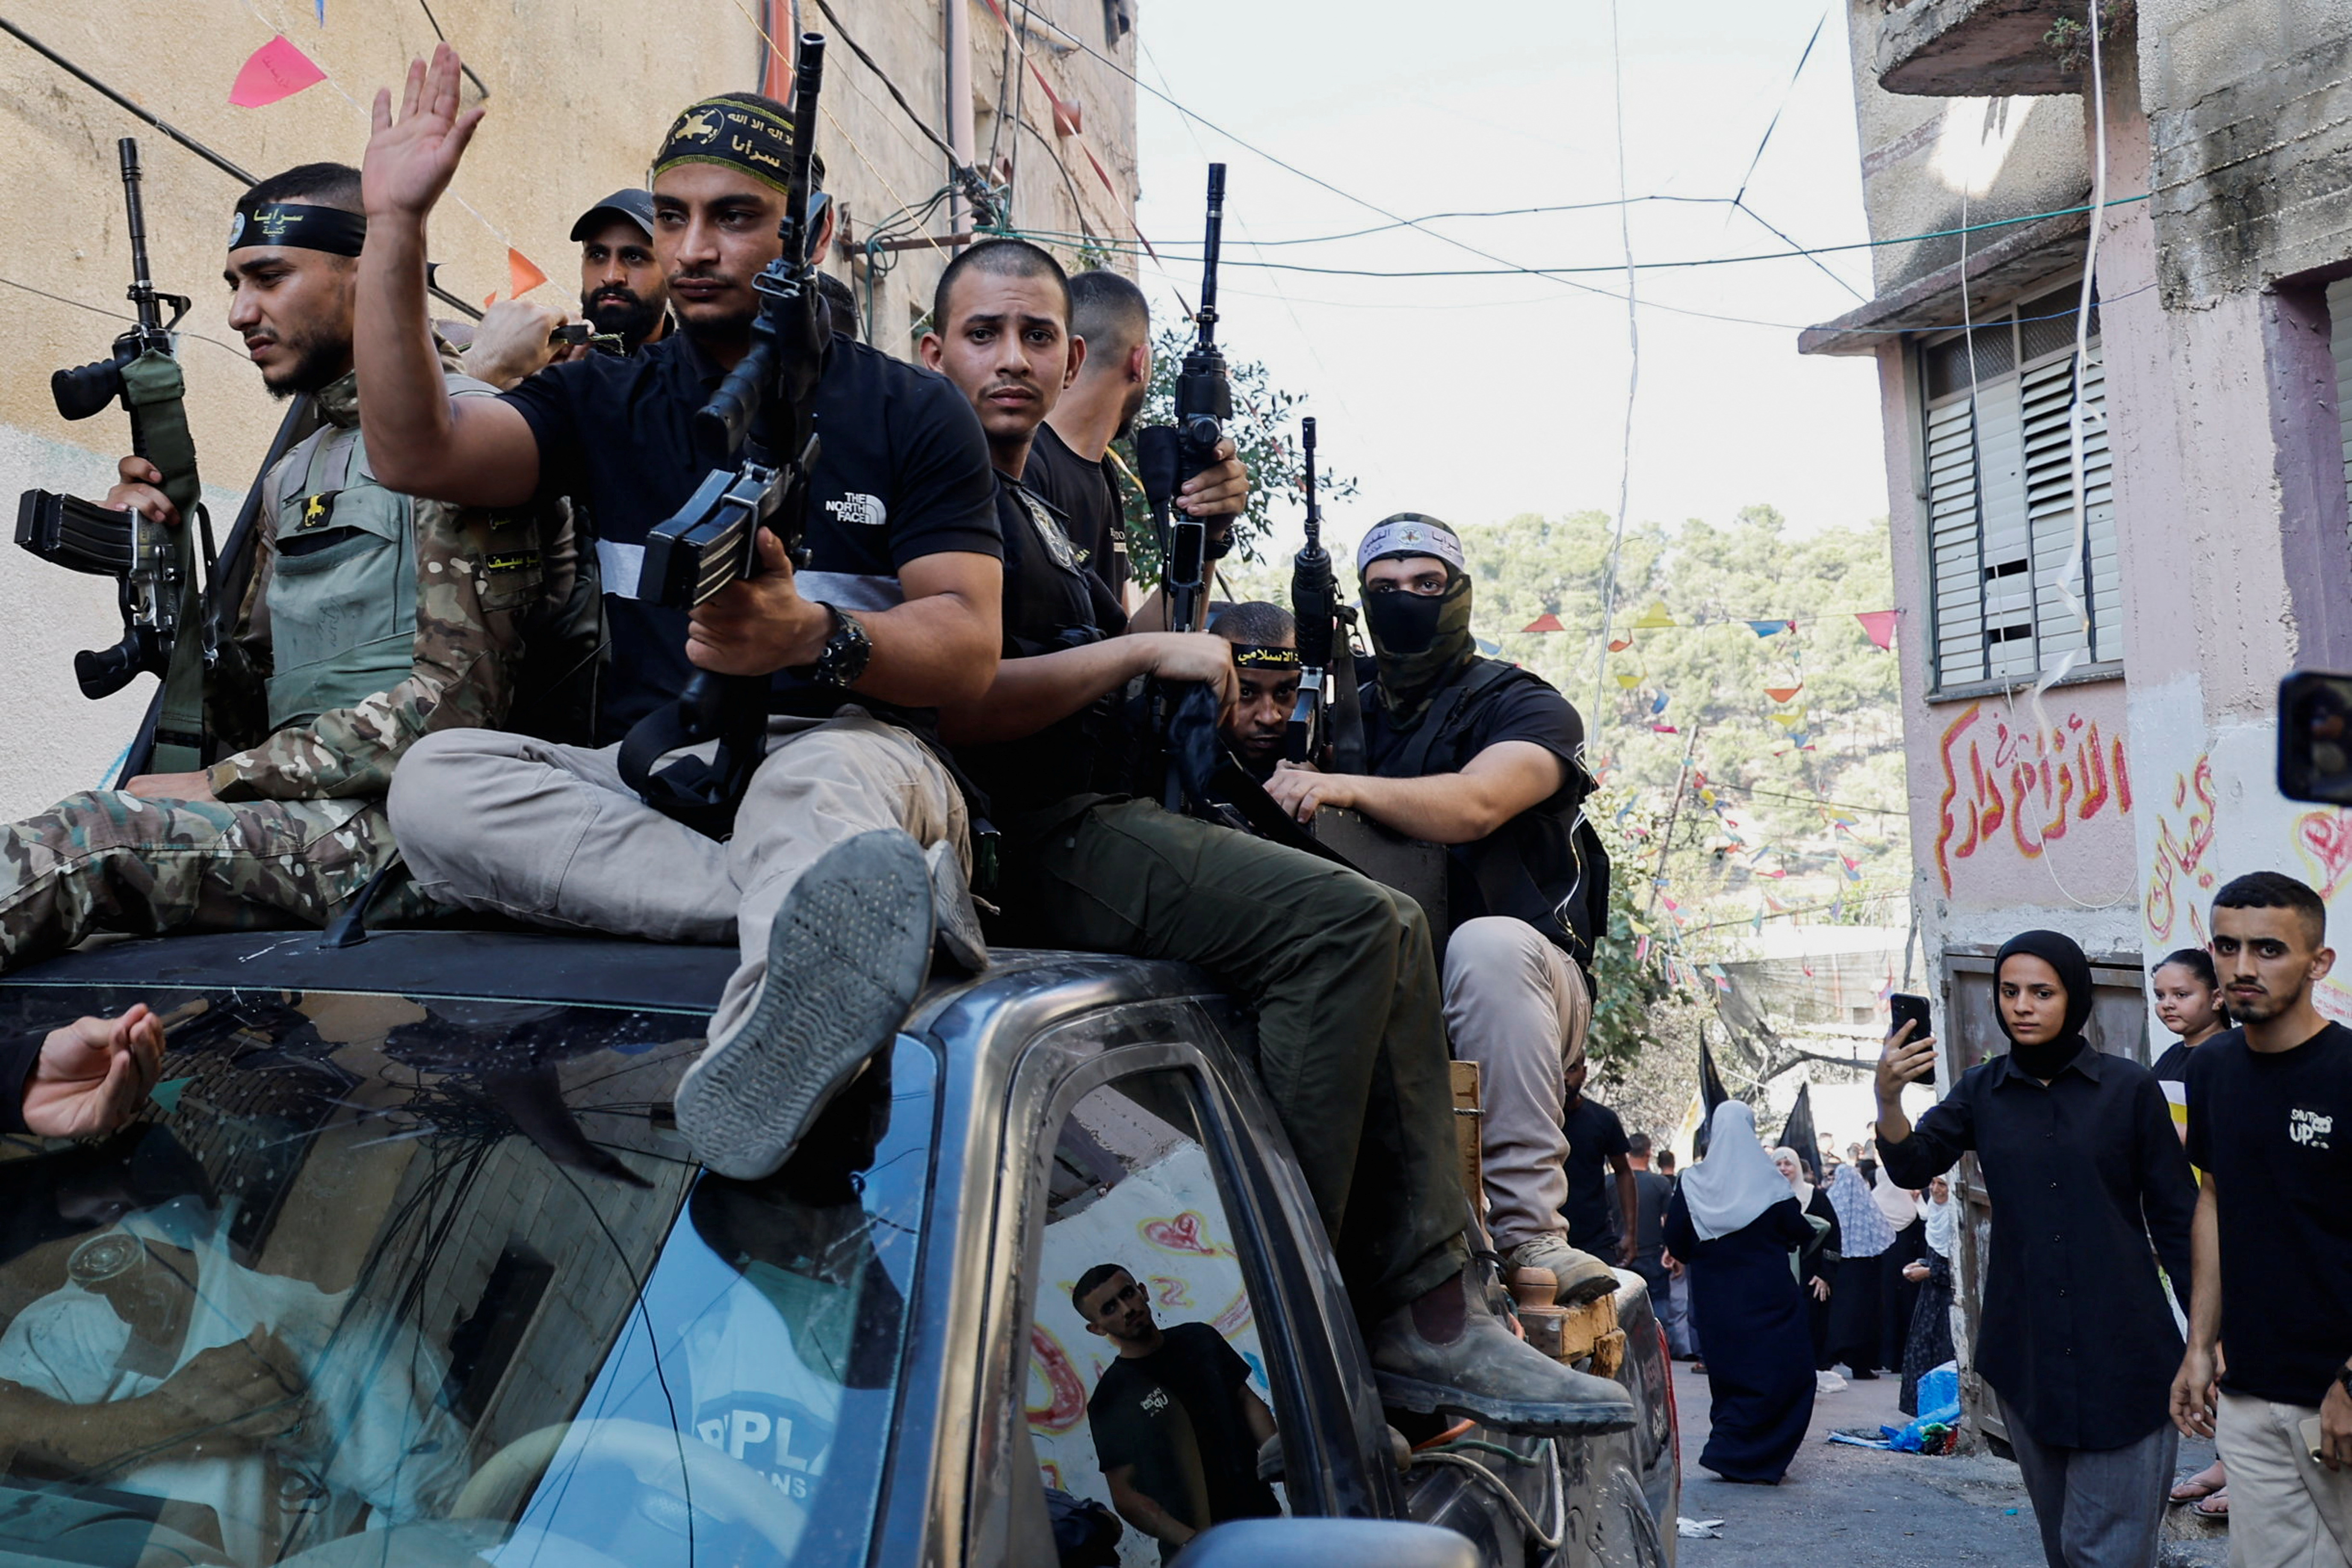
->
xmin=1117 ymin=0 xmax=1888 ymax=556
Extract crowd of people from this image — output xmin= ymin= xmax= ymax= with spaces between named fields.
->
xmin=0 ymin=39 xmax=2347 ymax=1568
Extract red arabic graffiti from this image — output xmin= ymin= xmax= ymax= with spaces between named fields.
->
xmin=2144 ymin=756 xmax=2218 ymax=943
xmin=1140 ymin=1210 xmax=1232 ymax=1260
xmin=2295 ymin=809 xmax=2352 ymax=900
xmin=1934 ymin=702 xmax=2134 ymax=894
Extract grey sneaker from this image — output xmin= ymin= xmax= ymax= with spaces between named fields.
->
xmin=1504 ymin=1234 xmax=1622 ymax=1307
xmin=925 ymin=839 xmax=989 ymax=975
xmin=1369 ymin=1279 xmax=1637 ymax=1436
xmin=675 ymin=829 xmax=933 ymax=1180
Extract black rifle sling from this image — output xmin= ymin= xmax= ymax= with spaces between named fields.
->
xmin=1383 ymin=659 xmax=1519 ymax=783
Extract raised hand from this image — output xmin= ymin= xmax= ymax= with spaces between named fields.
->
xmin=363 ymin=43 xmax=485 ymax=221
xmin=19 ymin=1004 xmax=165 ymax=1138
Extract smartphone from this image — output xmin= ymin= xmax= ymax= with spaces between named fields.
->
xmin=2279 ymin=670 xmax=2352 ymax=805
xmin=1889 ymin=992 xmax=1936 ymax=1087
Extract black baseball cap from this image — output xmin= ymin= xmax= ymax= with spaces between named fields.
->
xmin=570 ymin=188 xmax=657 ymax=243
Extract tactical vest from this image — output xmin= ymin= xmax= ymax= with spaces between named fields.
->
xmin=260 ymin=371 xmax=501 ymax=732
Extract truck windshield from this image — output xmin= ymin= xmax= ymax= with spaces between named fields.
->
xmin=0 ymin=982 xmax=934 ymax=1568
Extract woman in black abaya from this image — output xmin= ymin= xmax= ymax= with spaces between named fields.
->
xmin=1664 ymin=1101 xmax=1817 ymax=1484
xmin=1823 ymin=1160 xmax=1895 ymax=1377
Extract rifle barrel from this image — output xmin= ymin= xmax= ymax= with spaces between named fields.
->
xmin=117 ymin=137 xmax=160 ymax=331
xmin=1196 ymin=162 xmax=1225 ymax=344
xmin=1301 ymin=415 xmax=1320 ymax=543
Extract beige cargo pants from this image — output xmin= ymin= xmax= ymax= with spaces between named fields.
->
xmin=1442 ymin=915 xmax=1591 ymax=1252
xmin=385 ymin=710 xmax=966 ymax=1045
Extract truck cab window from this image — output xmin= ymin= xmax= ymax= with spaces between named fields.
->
xmin=1028 ymin=1071 xmax=1287 ymax=1561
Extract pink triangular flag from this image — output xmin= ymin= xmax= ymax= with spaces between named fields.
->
xmin=1854 ymin=609 xmax=1898 ymax=650
xmin=230 ymin=35 xmax=327 ymax=107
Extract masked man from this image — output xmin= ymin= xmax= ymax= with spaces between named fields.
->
xmin=1265 ymin=514 xmax=1619 ymax=1297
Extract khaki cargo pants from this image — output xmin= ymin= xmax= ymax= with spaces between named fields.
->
xmin=0 ymin=791 xmax=394 ymax=972
xmin=385 ymin=711 xmax=966 ymax=1047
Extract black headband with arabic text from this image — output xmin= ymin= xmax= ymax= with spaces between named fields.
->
xmin=1230 ymin=644 xmax=1301 ymax=670
xmin=653 ymin=96 xmax=817 ymax=195
xmin=228 ymin=201 xmax=367 ymax=257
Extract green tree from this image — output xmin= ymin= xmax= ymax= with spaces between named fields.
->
xmin=1116 ymin=325 xmax=1358 ymax=585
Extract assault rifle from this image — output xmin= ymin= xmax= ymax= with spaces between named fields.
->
xmin=1285 ymin=416 xmax=1336 ymax=764
xmin=618 ymin=36 xmax=831 ymax=837
xmin=1136 ymin=163 xmax=1232 ymax=808
xmin=15 ymin=137 xmax=211 ymax=765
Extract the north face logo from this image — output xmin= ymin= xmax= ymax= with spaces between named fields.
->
xmin=827 ymin=493 xmax=887 ymax=527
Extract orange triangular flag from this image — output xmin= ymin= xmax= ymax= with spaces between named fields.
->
xmin=508 ymin=248 xmax=549 ymax=299
xmin=1607 ymin=636 xmax=1634 ymax=652
xmin=1522 ymin=612 xmax=1564 ymax=634
xmin=482 ymin=292 xmax=497 ymax=308
xmin=1765 ymin=684 xmax=1802 ymax=703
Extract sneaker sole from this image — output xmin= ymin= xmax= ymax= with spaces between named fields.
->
xmin=676 ymin=830 xmax=932 ymax=1180
xmin=1374 ymin=1370 xmax=1637 ymax=1437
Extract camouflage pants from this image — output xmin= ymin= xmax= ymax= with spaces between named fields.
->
xmin=0 ymin=791 xmax=396 ymax=973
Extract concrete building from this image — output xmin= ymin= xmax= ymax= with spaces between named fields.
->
xmin=0 ymin=0 xmax=1138 ymax=818
xmin=1803 ymin=0 xmax=2352 ymax=1442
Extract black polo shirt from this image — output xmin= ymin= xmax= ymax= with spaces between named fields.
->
xmin=1021 ymin=421 xmax=1129 ymax=600
xmin=1880 ymin=1045 xmax=2196 ymax=1447
xmin=500 ymin=331 xmax=1000 ymax=742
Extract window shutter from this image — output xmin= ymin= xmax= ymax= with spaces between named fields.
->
xmin=1971 ymin=375 xmax=2034 ymax=679
xmin=2021 ymin=342 xmax=2116 ymax=665
xmin=1924 ymin=395 xmax=1986 ymax=686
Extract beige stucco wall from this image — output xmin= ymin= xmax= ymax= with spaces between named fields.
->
xmin=1840 ymin=1 xmax=2089 ymax=294
xmin=0 ymin=0 xmax=1137 ymax=819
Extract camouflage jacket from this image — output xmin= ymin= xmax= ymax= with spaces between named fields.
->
xmin=206 ymin=360 xmax=547 ymax=802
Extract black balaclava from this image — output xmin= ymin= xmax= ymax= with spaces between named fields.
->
xmin=1357 ymin=512 xmax=1477 ymax=729
xmin=1994 ymin=929 xmax=2096 ymax=1080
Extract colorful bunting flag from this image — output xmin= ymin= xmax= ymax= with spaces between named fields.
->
xmin=1840 ymin=854 xmax=1864 ymax=883
xmin=1631 ymin=599 xmax=1676 ymax=629
xmin=1607 ymin=636 xmax=1634 ymax=653
xmin=1634 ymin=935 xmax=1652 ymax=963
xmin=1769 ymin=711 xmax=1806 ymax=729
xmin=1855 ymin=609 xmax=1898 ymax=650
xmin=230 ymin=35 xmax=326 ymax=106
xmin=1748 ymin=619 xmax=1796 ymax=637
xmin=507 ymin=248 xmax=549 ymax=299
xmin=1522 ymin=612 xmax=1565 ymax=634
xmin=1651 ymin=723 xmax=1679 ymax=734
xmin=1649 ymin=692 xmax=1669 ymax=715
xmin=1764 ymin=683 xmax=1802 ymax=703
xmin=1614 ymin=671 xmax=1642 ymax=689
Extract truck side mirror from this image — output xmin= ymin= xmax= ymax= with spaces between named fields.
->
xmin=1177 ymin=1518 xmax=1477 ymax=1568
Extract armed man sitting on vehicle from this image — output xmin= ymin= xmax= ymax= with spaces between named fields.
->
xmin=1022 ymin=268 xmax=1150 ymax=601
xmin=1263 ymin=516 xmax=1622 ymax=1302
xmin=1208 ymin=601 xmax=1300 ymax=782
xmin=0 ymin=159 xmax=542 ymax=978
xmin=445 ymin=190 xmax=669 ymax=390
xmin=359 ymin=50 xmax=1002 ymax=1182
xmin=919 ymin=236 xmax=1633 ymax=1436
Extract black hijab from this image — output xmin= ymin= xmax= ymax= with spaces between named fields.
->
xmin=1994 ymin=929 xmax=2096 ymax=1080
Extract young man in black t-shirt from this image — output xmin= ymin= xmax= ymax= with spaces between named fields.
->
xmin=1263 ymin=515 xmax=1621 ymax=1304
xmin=1020 ymin=269 xmax=1149 ymax=603
xmin=1073 ymin=1265 xmax=1277 ymax=1560
xmin=1560 ymin=1063 xmax=1638 ymax=1258
xmin=922 ymin=240 xmax=1636 ymax=1438
xmin=354 ymin=53 xmax=1004 ymax=1183
xmin=2172 ymin=872 xmax=2352 ymax=1563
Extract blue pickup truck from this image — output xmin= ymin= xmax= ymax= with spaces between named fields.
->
xmin=0 ymin=925 xmax=1677 ymax=1567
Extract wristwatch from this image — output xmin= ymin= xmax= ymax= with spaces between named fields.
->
xmin=806 ymin=602 xmax=873 ymax=689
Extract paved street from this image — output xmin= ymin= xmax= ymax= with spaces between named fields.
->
xmin=1666 ymin=1363 xmax=2229 ymax=1568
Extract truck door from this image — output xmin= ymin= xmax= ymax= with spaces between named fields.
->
xmin=975 ymin=1003 xmax=1406 ymax=1564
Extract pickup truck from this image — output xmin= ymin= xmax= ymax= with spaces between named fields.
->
xmin=0 ymin=924 xmax=1677 ymax=1567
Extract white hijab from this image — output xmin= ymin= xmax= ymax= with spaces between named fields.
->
xmin=1680 ymin=1102 xmax=1793 ymax=1241
xmin=1923 ymin=1187 xmax=1958 ymax=1258
xmin=1770 ymin=1145 xmax=1814 ymax=1210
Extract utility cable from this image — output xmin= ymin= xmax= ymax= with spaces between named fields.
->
xmin=804 ymin=0 xmax=959 ymax=163
xmin=1591 ymin=0 xmax=1641 ymax=732
xmin=410 ymin=0 xmax=489 ymax=98
xmin=1728 ymin=6 xmax=1828 ymax=210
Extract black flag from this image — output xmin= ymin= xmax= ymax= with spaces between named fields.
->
xmin=1692 ymin=1032 xmax=1731 ymax=1157
xmin=1781 ymin=1082 xmax=1824 ymax=1188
